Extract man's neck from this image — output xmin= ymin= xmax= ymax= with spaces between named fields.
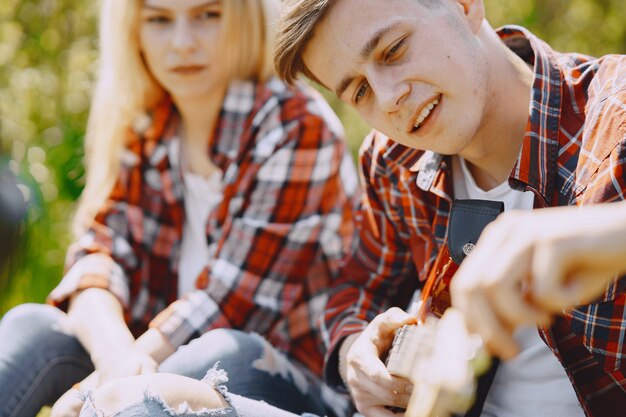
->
xmin=460 ymin=26 xmax=534 ymax=191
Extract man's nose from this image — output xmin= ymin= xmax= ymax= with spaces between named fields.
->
xmin=369 ymin=72 xmax=410 ymax=113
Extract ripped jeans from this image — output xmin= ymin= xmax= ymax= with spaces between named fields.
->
xmin=79 ymin=329 xmax=351 ymax=417
xmin=79 ymin=367 xmax=318 ymax=417
xmin=0 ymin=305 xmax=349 ymax=417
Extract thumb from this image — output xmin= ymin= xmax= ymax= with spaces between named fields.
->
xmin=375 ymin=307 xmax=416 ymax=337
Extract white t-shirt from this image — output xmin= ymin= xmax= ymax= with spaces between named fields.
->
xmin=179 ymin=170 xmax=223 ymax=297
xmin=452 ymin=156 xmax=584 ymax=417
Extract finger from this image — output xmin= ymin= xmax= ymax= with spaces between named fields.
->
xmin=348 ymin=347 xmax=412 ymax=399
xmin=487 ymin=275 xmax=551 ymax=329
xmin=351 ymin=369 xmax=411 ymax=408
xmin=372 ymin=308 xmax=416 ymax=336
xmin=368 ymin=308 xmax=416 ymax=352
xmin=463 ymin=290 xmax=519 ymax=360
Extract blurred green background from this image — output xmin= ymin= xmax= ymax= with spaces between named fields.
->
xmin=2 ymin=0 xmax=626 ymax=315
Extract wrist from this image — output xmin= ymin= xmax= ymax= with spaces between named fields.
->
xmin=338 ymin=333 xmax=360 ymax=387
xmin=90 ymin=339 xmax=136 ymax=370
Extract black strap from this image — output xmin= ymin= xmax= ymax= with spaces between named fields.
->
xmin=448 ymin=199 xmax=504 ymax=265
xmin=447 ymin=199 xmax=504 ymax=415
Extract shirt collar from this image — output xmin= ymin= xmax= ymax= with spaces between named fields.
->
xmin=138 ymin=78 xmax=274 ymax=172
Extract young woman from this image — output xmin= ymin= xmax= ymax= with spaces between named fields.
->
xmin=0 ymin=1 xmax=357 ymax=416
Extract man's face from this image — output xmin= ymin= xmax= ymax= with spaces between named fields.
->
xmin=303 ymin=0 xmax=490 ymax=156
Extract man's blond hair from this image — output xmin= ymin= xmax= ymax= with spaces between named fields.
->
xmin=274 ymin=0 xmax=334 ymax=85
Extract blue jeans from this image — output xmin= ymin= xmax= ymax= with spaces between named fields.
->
xmin=79 ymin=385 xmax=313 ymax=417
xmin=0 ymin=304 xmax=95 ymax=417
xmin=0 ymin=305 xmax=350 ymax=417
xmin=157 ymin=329 xmax=349 ymax=417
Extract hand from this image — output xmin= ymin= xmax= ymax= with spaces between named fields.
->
xmin=343 ymin=307 xmax=416 ymax=417
xmin=50 ymin=387 xmax=84 ymax=417
xmin=93 ymin=345 xmax=158 ymax=385
xmin=451 ymin=204 xmax=626 ymax=360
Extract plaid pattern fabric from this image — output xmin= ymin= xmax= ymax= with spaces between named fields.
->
xmin=323 ymin=26 xmax=626 ymax=415
xmin=48 ymin=77 xmax=359 ymax=378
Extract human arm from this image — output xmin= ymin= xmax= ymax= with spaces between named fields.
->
xmin=50 ymin=317 xmax=175 ymax=417
xmin=46 ymin=153 xmax=172 ymax=417
xmin=323 ymin=131 xmax=431 ymax=416
xmin=451 ymin=201 xmax=626 ymax=360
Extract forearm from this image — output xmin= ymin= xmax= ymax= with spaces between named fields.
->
xmin=68 ymin=287 xmax=135 ymax=367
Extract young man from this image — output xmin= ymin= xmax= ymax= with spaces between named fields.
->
xmin=275 ymin=0 xmax=626 ymax=416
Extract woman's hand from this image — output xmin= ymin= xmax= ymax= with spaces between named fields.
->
xmin=50 ymin=386 xmax=85 ymax=417
xmin=94 ymin=346 xmax=158 ymax=385
xmin=342 ymin=308 xmax=416 ymax=417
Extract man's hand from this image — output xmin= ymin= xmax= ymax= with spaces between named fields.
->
xmin=342 ymin=308 xmax=416 ymax=417
xmin=451 ymin=204 xmax=626 ymax=360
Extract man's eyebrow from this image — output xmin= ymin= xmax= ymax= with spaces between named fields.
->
xmin=334 ymin=23 xmax=398 ymax=99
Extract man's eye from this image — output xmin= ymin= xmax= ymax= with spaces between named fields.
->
xmin=385 ymin=39 xmax=405 ymax=61
xmin=354 ymin=82 xmax=369 ymax=103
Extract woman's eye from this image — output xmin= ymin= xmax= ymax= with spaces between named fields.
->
xmin=198 ymin=11 xmax=221 ymax=20
xmin=354 ymin=82 xmax=369 ymax=104
xmin=385 ymin=39 xmax=405 ymax=61
xmin=146 ymin=15 xmax=170 ymax=24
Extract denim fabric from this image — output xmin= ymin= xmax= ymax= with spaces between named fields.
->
xmin=0 ymin=304 xmax=95 ymax=417
xmin=0 ymin=309 xmax=349 ymax=417
xmin=79 ymin=389 xmax=310 ymax=417
xmin=79 ymin=390 xmax=239 ymax=417
xmin=79 ymin=366 xmax=318 ymax=417
xmin=158 ymin=329 xmax=350 ymax=417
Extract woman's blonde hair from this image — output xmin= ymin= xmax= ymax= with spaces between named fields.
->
xmin=74 ymin=0 xmax=280 ymax=235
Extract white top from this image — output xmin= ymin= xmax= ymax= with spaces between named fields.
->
xmin=452 ymin=156 xmax=584 ymax=417
xmin=179 ymin=170 xmax=223 ymax=297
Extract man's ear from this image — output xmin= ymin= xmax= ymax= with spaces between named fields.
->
xmin=456 ymin=0 xmax=485 ymax=34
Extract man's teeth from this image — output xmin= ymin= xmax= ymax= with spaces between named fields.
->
xmin=413 ymin=98 xmax=440 ymax=129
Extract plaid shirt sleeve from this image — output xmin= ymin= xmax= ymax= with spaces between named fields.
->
xmin=561 ymin=72 xmax=626 ymax=389
xmin=47 ymin=149 xmax=141 ymax=311
xmin=149 ymin=95 xmax=357 ymax=349
xmin=321 ymin=131 xmax=423 ymax=386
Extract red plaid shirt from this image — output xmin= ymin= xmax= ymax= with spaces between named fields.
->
xmin=323 ymin=26 xmax=626 ymax=416
xmin=49 ymin=77 xmax=358 ymax=376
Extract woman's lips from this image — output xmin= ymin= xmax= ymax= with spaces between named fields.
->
xmin=171 ymin=65 xmax=206 ymax=75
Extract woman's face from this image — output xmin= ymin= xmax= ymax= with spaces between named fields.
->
xmin=139 ymin=0 xmax=227 ymax=101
